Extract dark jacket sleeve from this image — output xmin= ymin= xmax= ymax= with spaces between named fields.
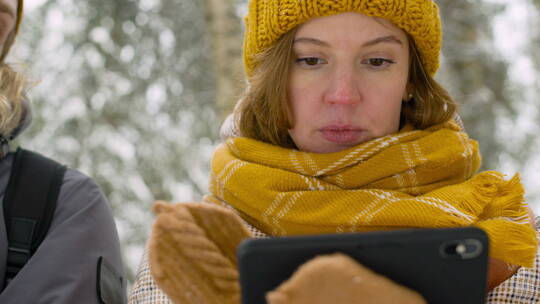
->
xmin=0 ymin=169 xmax=126 ymax=303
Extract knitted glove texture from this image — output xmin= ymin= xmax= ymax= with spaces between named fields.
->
xmin=149 ymin=201 xmax=251 ymax=304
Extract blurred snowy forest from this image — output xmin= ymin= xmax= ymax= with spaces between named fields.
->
xmin=7 ymin=0 xmax=540 ymax=282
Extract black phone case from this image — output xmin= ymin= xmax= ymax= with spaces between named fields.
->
xmin=238 ymin=227 xmax=488 ymax=304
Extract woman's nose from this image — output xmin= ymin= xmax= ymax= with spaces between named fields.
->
xmin=323 ymin=69 xmax=362 ymax=106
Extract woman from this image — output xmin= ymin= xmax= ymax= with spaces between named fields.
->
xmin=129 ymin=1 xmax=539 ymax=303
xmin=0 ymin=1 xmax=126 ymax=302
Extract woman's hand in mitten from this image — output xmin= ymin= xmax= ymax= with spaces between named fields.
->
xmin=266 ymin=253 xmax=427 ymax=304
xmin=149 ymin=201 xmax=252 ymax=304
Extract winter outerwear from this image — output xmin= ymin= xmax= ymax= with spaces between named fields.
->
xmin=243 ymin=0 xmax=441 ymax=76
xmin=207 ymin=120 xmax=537 ymax=267
xmin=0 ymin=152 xmax=126 ymax=303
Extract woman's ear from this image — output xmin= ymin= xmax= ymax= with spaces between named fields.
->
xmin=402 ymin=84 xmax=414 ymax=102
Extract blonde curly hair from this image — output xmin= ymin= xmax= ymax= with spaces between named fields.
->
xmin=0 ymin=63 xmax=26 ymax=139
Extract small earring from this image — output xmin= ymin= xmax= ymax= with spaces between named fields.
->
xmin=404 ymin=93 xmax=414 ymax=102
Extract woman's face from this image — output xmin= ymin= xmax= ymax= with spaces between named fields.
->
xmin=288 ymin=12 xmax=410 ymax=154
xmin=0 ymin=0 xmax=17 ymax=49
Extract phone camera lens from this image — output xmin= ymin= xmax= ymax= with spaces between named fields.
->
xmin=440 ymin=239 xmax=483 ymax=259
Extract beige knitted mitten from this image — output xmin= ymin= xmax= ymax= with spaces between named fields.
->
xmin=149 ymin=201 xmax=251 ymax=304
xmin=266 ymin=253 xmax=427 ymax=304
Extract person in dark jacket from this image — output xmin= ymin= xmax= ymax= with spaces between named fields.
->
xmin=0 ymin=1 xmax=125 ymax=303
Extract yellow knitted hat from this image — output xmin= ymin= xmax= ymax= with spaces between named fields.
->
xmin=243 ymin=0 xmax=442 ymax=77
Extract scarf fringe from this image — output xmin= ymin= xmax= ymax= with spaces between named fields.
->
xmin=476 ymin=220 xmax=537 ymax=267
xmin=471 ymin=173 xmax=537 ymax=267
xmin=479 ymin=174 xmax=526 ymax=218
xmin=430 ymin=172 xmax=518 ymax=227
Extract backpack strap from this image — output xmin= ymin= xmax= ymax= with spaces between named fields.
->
xmin=2 ymin=148 xmax=66 ymax=287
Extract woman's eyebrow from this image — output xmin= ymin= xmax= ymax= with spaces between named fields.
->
xmin=362 ymin=35 xmax=403 ymax=47
xmin=293 ymin=35 xmax=404 ymax=48
xmin=293 ymin=37 xmax=330 ymax=47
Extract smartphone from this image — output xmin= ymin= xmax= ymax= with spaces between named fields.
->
xmin=238 ymin=227 xmax=488 ymax=304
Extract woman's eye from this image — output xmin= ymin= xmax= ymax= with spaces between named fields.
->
xmin=296 ymin=57 xmax=326 ymax=67
xmin=364 ymin=58 xmax=395 ymax=68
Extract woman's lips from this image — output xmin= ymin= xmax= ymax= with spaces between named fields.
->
xmin=319 ymin=126 xmax=365 ymax=144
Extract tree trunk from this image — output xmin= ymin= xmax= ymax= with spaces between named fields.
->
xmin=204 ymin=0 xmax=244 ymax=119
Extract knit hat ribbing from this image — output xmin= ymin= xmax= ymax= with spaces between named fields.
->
xmin=243 ymin=0 xmax=442 ymax=77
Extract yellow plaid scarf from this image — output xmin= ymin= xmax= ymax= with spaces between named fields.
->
xmin=208 ymin=121 xmax=537 ymax=267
